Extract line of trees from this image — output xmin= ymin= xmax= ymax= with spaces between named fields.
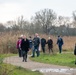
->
xmin=0 ymin=8 xmax=76 ymax=36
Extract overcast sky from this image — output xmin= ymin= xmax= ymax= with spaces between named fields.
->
xmin=0 ymin=0 xmax=76 ymax=23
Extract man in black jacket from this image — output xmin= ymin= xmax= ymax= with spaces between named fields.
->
xmin=41 ymin=38 xmax=46 ymax=53
xmin=21 ymin=35 xmax=29 ymax=62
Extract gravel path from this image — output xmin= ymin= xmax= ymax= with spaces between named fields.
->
xmin=3 ymin=56 xmax=76 ymax=75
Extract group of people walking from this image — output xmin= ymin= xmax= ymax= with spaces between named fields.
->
xmin=16 ymin=33 xmax=64 ymax=62
xmin=16 ymin=33 xmax=41 ymax=62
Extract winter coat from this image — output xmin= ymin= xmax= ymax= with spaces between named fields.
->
xmin=33 ymin=37 xmax=40 ymax=47
xmin=57 ymin=38 xmax=63 ymax=46
xmin=21 ymin=39 xmax=29 ymax=51
xmin=41 ymin=38 xmax=46 ymax=47
xmin=47 ymin=39 xmax=53 ymax=49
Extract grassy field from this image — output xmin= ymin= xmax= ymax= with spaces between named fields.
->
xmin=0 ymin=54 xmax=43 ymax=75
xmin=30 ymin=53 xmax=76 ymax=68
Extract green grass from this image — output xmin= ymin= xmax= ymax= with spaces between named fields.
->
xmin=0 ymin=53 xmax=16 ymax=64
xmin=0 ymin=64 xmax=42 ymax=75
xmin=0 ymin=54 xmax=43 ymax=75
xmin=30 ymin=53 xmax=76 ymax=67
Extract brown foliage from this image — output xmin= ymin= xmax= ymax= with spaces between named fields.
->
xmin=0 ymin=31 xmax=76 ymax=53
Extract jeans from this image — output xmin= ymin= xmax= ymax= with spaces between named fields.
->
xmin=32 ymin=46 xmax=40 ymax=57
xmin=22 ymin=50 xmax=28 ymax=62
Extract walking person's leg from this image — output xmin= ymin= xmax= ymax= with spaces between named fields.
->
xmin=24 ymin=51 xmax=28 ymax=62
xmin=60 ymin=45 xmax=62 ymax=53
xmin=20 ymin=49 xmax=22 ymax=57
xmin=32 ymin=46 xmax=35 ymax=57
xmin=41 ymin=46 xmax=43 ymax=53
xmin=22 ymin=51 xmax=25 ymax=62
xmin=48 ymin=46 xmax=50 ymax=53
xmin=58 ymin=45 xmax=60 ymax=53
xmin=42 ymin=46 xmax=45 ymax=53
xmin=43 ymin=47 xmax=45 ymax=53
xmin=21 ymin=50 xmax=23 ymax=57
xmin=36 ymin=46 xmax=40 ymax=57
xmin=18 ymin=49 xmax=21 ymax=57
xmin=59 ymin=45 xmax=62 ymax=53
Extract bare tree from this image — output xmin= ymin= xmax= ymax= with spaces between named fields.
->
xmin=17 ymin=16 xmax=31 ymax=31
xmin=0 ymin=23 xmax=6 ymax=32
xmin=73 ymin=11 xmax=76 ymax=28
xmin=31 ymin=9 xmax=57 ymax=34
xmin=17 ymin=16 xmax=24 ymax=29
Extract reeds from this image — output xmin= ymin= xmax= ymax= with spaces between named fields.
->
xmin=0 ymin=31 xmax=75 ymax=53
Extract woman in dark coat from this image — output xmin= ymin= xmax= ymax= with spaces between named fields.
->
xmin=21 ymin=35 xmax=29 ymax=62
xmin=46 ymin=37 xmax=53 ymax=53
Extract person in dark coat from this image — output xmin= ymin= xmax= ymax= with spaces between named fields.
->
xmin=46 ymin=37 xmax=53 ymax=53
xmin=41 ymin=38 xmax=46 ymax=53
xmin=32 ymin=33 xmax=40 ymax=57
xmin=21 ymin=35 xmax=29 ymax=62
xmin=74 ymin=43 xmax=76 ymax=64
xmin=57 ymin=36 xmax=63 ymax=53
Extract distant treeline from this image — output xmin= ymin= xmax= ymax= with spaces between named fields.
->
xmin=0 ymin=8 xmax=76 ymax=36
xmin=0 ymin=24 xmax=76 ymax=36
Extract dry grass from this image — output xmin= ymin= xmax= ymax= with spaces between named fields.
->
xmin=40 ymin=34 xmax=76 ymax=52
xmin=0 ymin=31 xmax=76 ymax=53
xmin=0 ymin=31 xmax=29 ymax=53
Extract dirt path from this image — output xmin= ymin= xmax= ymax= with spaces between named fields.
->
xmin=3 ymin=56 xmax=76 ymax=75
